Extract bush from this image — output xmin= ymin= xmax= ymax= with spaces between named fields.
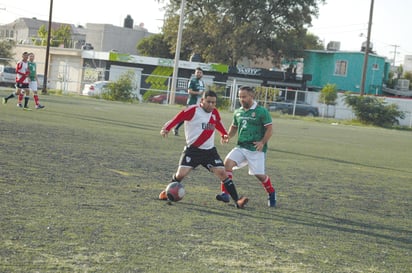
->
xmin=102 ymin=71 xmax=134 ymax=102
xmin=344 ymin=94 xmax=405 ymax=127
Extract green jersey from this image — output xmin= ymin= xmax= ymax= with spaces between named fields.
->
xmin=232 ymin=102 xmax=272 ymax=152
xmin=186 ymin=77 xmax=205 ymax=105
xmin=28 ymin=61 xmax=37 ymax=81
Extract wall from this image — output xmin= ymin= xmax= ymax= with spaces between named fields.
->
xmin=304 ymin=50 xmax=387 ymax=95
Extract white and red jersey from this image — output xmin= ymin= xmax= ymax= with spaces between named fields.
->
xmin=16 ymin=60 xmax=29 ymax=84
xmin=163 ymin=104 xmax=228 ymax=150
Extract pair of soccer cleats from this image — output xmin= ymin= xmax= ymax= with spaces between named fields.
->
xmin=159 ymin=190 xmax=249 ymax=209
xmin=216 ymin=191 xmax=277 ymax=207
xmin=16 ymin=103 xmax=44 ymax=110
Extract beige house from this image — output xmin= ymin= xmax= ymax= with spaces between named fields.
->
xmin=13 ymin=45 xmax=84 ymax=93
xmin=1 ymin=16 xmax=156 ymax=93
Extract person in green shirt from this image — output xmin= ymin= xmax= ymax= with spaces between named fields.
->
xmin=28 ymin=53 xmax=45 ymax=109
xmin=173 ymin=67 xmax=205 ymax=136
xmin=217 ymin=86 xmax=277 ymax=207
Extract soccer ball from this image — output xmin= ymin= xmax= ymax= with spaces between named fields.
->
xmin=165 ymin=182 xmax=185 ymax=202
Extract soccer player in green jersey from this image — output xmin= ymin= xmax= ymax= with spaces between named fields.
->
xmin=28 ymin=53 xmax=45 ymax=109
xmin=173 ymin=67 xmax=205 ymax=136
xmin=217 ymin=86 xmax=277 ymax=207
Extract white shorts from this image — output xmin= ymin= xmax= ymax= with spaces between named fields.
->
xmin=29 ymin=80 xmax=38 ymax=92
xmin=225 ymin=147 xmax=266 ymax=175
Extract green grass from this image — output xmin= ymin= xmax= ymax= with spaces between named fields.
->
xmin=1 ymin=90 xmax=411 ymax=273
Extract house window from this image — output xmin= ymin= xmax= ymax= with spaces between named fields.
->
xmin=372 ymin=63 xmax=379 ymax=70
xmin=334 ymin=60 xmax=347 ymax=76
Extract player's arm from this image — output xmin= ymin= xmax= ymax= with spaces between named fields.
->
xmin=227 ymin=124 xmax=238 ymax=139
xmin=214 ymin=117 xmax=229 ymax=144
xmin=160 ymin=107 xmax=196 ymax=137
xmin=188 ymin=88 xmax=203 ymax=96
xmin=254 ymin=124 xmax=273 ymax=151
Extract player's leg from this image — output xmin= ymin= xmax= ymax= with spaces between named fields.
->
xmin=216 ymin=147 xmax=247 ymax=203
xmin=17 ymin=84 xmax=24 ymax=107
xmin=23 ymin=88 xmax=31 ymax=109
xmin=3 ymin=87 xmax=20 ymax=104
xmin=173 ymin=121 xmax=184 ymax=136
xmin=212 ymin=167 xmax=248 ymax=208
xmin=30 ymin=81 xmax=44 ymax=109
xmin=159 ymin=147 xmax=195 ymax=200
xmin=205 ymin=147 xmax=248 ymax=208
xmin=248 ymin=151 xmax=276 ymax=207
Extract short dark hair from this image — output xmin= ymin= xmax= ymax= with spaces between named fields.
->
xmin=195 ymin=67 xmax=203 ymax=72
xmin=203 ymin=90 xmax=217 ymax=98
xmin=239 ymin=86 xmax=254 ymax=93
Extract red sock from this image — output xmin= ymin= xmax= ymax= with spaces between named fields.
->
xmin=262 ymin=176 xmax=275 ymax=194
xmin=18 ymin=93 xmax=24 ymax=104
xmin=220 ymin=170 xmax=233 ymax=194
xmin=33 ymin=94 xmax=39 ymax=105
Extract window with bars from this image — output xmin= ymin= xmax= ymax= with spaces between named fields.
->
xmin=334 ymin=60 xmax=347 ymax=76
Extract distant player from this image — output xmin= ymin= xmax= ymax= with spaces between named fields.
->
xmin=2 ymin=52 xmax=30 ymax=109
xmin=27 ymin=53 xmax=45 ymax=109
xmin=173 ymin=67 xmax=205 ymax=136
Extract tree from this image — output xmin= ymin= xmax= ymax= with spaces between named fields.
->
xmin=35 ymin=24 xmax=72 ymax=47
xmin=319 ymin=83 xmax=338 ymax=117
xmin=159 ymin=0 xmax=325 ymax=65
xmin=402 ymin=71 xmax=412 ymax=90
xmin=137 ymin=33 xmax=174 ymax=58
xmin=0 ymin=40 xmax=16 ymax=65
xmin=344 ymin=94 xmax=405 ymax=127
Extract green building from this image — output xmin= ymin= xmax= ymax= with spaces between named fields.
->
xmin=303 ymin=50 xmax=390 ymax=95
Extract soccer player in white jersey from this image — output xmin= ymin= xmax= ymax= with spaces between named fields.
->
xmin=159 ymin=90 xmax=248 ymax=208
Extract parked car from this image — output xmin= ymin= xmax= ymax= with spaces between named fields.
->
xmin=149 ymin=90 xmax=188 ymax=105
xmin=267 ymin=100 xmax=319 ymax=117
xmin=82 ymin=81 xmax=110 ymax=96
xmin=0 ymin=65 xmax=16 ymax=86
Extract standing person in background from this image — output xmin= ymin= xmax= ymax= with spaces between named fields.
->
xmin=2 ymin=52 xmax=30 ymax=109
xmin=173 ymin=67 xmax=205 ymax=136
xmin=28 ymin=53 xmax=45 ymax=109
xmin=217 ymin=86 xmax=277 ymax=207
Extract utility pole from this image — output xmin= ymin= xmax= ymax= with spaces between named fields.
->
xmin=389 ymin=44 xmax=400 ymax=66
xmin=169 ymin=0 xmax=186 ymax=104
xmin=360 ymin=0 xmax=374 ymax=96
xmin=42 ymin=0 xmax=53 ymax=94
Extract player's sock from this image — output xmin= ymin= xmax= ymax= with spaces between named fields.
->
xmin=172 ymin=174 xmax=181 ymax=183
xmin=261 ymin=176 xmax=275 ymax=194
xmin=24 ymin=96 xmax=29 ymax=108
xmin=220 ymin=170 xmax=233 ymax=194
xmin=223 ymin=177 xmax=239 ymax=201
xmin=18 ymin=93 xmax=24 ymax=104
xmin=33 ymin=94 xmax=39 ymax=105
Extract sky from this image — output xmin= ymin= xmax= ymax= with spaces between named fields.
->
xmin=0 ymin=0 xmax=411 ymax=66
xmin=308 ymin=0 xmax=412 ymax=65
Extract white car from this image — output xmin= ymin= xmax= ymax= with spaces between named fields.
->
xmin=82 ymin=81 xmax=110 ymax=96
xmin=0 ymin=65 xmax=16 ymax=87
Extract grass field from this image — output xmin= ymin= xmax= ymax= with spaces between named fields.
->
xmin=0 ymin=90 xmax=411 ymax=273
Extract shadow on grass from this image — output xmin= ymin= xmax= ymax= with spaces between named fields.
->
xmin=272 ymin=148 xmax=412 ymax=174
